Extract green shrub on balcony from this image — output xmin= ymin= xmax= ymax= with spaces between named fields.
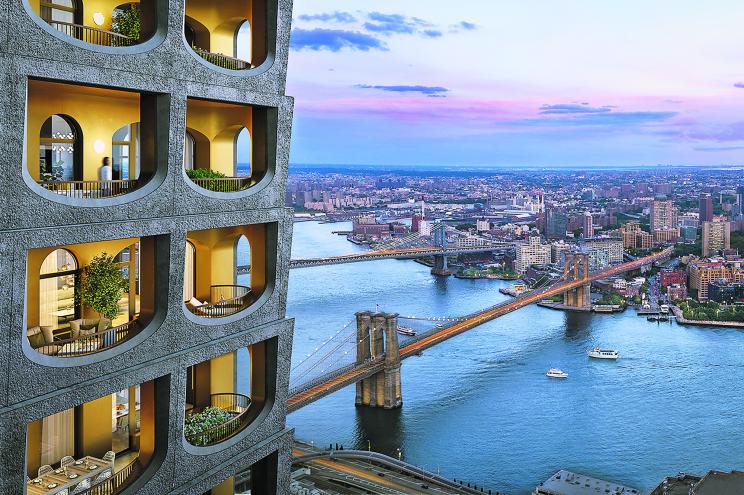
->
xmin=184 ymin=407 xmax=233 ymax=446
xmin=112 ymin=5 xmax=141 ymax=42
xmin=186 ymin=168 xmax=244 ymax=192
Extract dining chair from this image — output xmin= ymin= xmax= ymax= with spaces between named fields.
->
xmin=71 ymin=478 xmax=91 ymax=494
xmin=103 ymin=450 xmax=116 ymax=465
xmin=38 ymin=464 xmax=53 ymax=477
xmin=60 ymin=455 xmax=75 ymax=467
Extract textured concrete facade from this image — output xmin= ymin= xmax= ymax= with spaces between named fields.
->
xmin=0 ymin=0 xmax=295 ymax=493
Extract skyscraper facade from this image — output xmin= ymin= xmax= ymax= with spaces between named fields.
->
xmin=651 ymin=199 xmax=678 ymax=232
xmin=699 ymin=193 xmax=714 ymax=223
xmin=702 ymin=219 xmax=731 ymax=257
xmin=0 ymin=2 xmax=295 ymax=494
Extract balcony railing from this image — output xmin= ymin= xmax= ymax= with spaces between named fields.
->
xmin=38 ymin=179 xmax=139 ymax=199
xmin=186 ymin=285 xmax=254 ymax=318
xmin=79 ymin=458 xmax=142 ymax=495
xmin=32 ymin=319 xmax=140 ymax=358
xmin=48 ymin=21 xmax=134 ymax=47
xmin=185 ymin=393 xmax=252 ymax=446
xmin=189 ymin=176 xmax=253 ymax=193
xmin=191 ymin=45 xmax=251 ymax=70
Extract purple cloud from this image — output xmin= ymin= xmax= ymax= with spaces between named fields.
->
xmin=355 ymin=84 xmax=450 ymax=97
xmin=735 ymin=82 xmax=744 ymax=89
xmin=290 ymin=28 xmax=388 ymax=52
xmin=422 ymin=30 xmax=443 ymax=38
xmin=540 ymin=103 xmax=613 ymax=114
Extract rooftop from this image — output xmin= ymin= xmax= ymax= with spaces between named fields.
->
xmin=535 ymin=470 xmax=640 ymax=495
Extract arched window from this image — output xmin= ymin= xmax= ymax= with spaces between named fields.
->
xmin=235 ymin=21 xmax=251 ymax=63
xmin=39 ymin=115 xmax=81 ymax=182
xmin=112 ymin=123 xmax=140 ymax=180
xmin=236 ymin=347 xmax=251 ymax=396
xmin=184 ymin=241 xmax=196 ymax=302
xmin=235 ymin=235 xmax=250 ymax=287
xmin=40 ymin=0 xmax=80 ymax=25
xmin=39 ymin=249 xmax=78 ymax=330
xmin=114 ymin=243 xmax=140 ymax=325
xmin=235 ymin=128 xmax=250 ymax=177
xmin=184 ymin=131 xmax=196 ymax=171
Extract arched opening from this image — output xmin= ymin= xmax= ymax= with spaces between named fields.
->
xmin=32 ymin=0 xmax=157 ymax=47
xmin=235 ymin=234 xmax=250 ymax=286
xmin=235 ymin=127 xmax=250 ymax=178
xmin=112 ymin=123 xmax=140 ymax=181
xmin=184 ymin=98 xmax=270 ymax=194
xmin=25 ymin=376 xmax=169 ymax=494
xmin=183 ymin=240 xmax=196 ymax=303
xmin=184 ymin=339 xmax=275 ymax=447
xmin=38 ymin=249 xmax=79 ymax=333
xmin=183 ymin=0 xmax=268 ymax=71
xmin=184 ymin=224 xmax=269 ymax=319
xmin=27 ymin=236 xmax=162 ymax=358
xmin=28 ymin=79 xmax=162 ymax=201
xmin=39 ymin=114 xmax=82 ymax=182
xmin=235 ymin=20 xmax=251 ymax=63
xmin=183 ymin=131 xmax=196 ymax=171
xmin=40 ymin=0 xmax=82 ymax=25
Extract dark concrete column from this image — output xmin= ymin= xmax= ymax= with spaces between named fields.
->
xmin=382 ymin=313 xmax=402 ymax=409
xmin=355 ymin=312 xmax=372 ymax=406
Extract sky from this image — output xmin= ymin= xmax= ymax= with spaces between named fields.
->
xmin=285 ymin=1 xmax=744 ymax=167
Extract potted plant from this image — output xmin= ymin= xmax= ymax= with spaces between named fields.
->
xmin=77 ymin=253 xmax=129 ymax=323
xmin=112 ymin=5 xmax=141 ymax=44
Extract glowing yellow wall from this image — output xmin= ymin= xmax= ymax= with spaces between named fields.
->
xmin=76 ymin=395 xmax=112 ymax=459
xmin=30 ymin=0 xmax=142 ymax=31
xmin=26 ymin=80 xmax=140 ymax=181
xmin=185 ymin=0 xmax=247 ymax=56
xmin=210 ymin=352 xmax=237 ymax=394
xmin=186 ymin=99 xmax=252 ymax=176
xmin=26 ymin=238 xmax=138 ymax=328
xmin=210 ymin=477 xmax=235 ymax=495
xmin=186 ymin=225 xmax=266 ymax=302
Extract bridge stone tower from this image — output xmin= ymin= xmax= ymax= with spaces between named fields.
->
xmin=355 ymin=311 xmax=403 ymax=409
xmin=563 ymin=252 xmax=591 ymax=309
xmin=431 ymin=223 xmax=451 ymax=276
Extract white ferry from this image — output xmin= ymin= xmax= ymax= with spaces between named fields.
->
xmin=546 ymin=368 xmax=568 ymax=379
xmin=396 ymin=326 xmax=416 ymax=337
xmin=587 ymin=348 xmax=619 ymax=360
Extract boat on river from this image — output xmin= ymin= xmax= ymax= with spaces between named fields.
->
xmin=588 ymin=348 xmax=619 ymax=360
xmin=546 ymin=368 xmax=568 ymax=379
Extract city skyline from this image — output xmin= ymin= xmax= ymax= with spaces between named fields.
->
xmin=286 ymin=0 xmax=744 ymax=167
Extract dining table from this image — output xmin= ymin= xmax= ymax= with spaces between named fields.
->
xmin=26 ymin=456 xmax=111 ymax=495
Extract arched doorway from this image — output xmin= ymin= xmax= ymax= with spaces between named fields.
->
xmin=235 ymin=20 xmax=251 ymax=63
xmin=235 ymin=235 xmax=250 ymax=287
xmin=112 ymin=123 xmax=140 ymax=180
xmin=235 ymin=127 xmax=250 ymax=177
xmin=40 ymin=0 xmax=81 ymax=25
xmin=39 ymin=114 xmax=82 ymax=182
xmin=39 ymin=248 xmax=79 ymax=331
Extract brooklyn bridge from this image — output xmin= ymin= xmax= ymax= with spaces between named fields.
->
xmin=287 ymin=247 xmax=672 ymax=412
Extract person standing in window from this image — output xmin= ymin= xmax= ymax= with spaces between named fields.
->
xmin=100 ymin=156 xmax=113 ymax=197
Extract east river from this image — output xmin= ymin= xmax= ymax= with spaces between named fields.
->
xmin=285 ymin=221 xmax=744 ymax=494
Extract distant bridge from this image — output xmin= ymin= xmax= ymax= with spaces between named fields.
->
xmin=290 ymin=244 xmax=512 ymax=269
xmin=287 ymin=247 xmax=671 ymax=412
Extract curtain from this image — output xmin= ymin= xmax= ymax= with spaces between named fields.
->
xmin=40 ymin=408 xmax=75 ymax=466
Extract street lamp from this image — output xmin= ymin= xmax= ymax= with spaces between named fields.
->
xmin=367 ymin=439 xmax=371 ymax=452
xmin=396 ymin=448 xmax=402 ymax=461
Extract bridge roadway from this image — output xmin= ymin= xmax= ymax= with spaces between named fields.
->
xmin=287 ymin=247 xmax=672 ymax=412
xmin=290 ymin=244 xmax=513 ymax=268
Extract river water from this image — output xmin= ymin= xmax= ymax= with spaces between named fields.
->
xmin=286 ymin=221 xmax=744 ymax=494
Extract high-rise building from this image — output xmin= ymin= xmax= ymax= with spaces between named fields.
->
xmin=516 ymin=235 xmax=552 ymax=273
xmin=651 ymin=199 xmax=678 ymax=231
xmin=736 ymin=185 xmax=744 ymax=218
xmin=582 ymin=212 xmax=594 ymax=238
xmin=583 ymin=238 xmax=624 ymax=264
xmin=699 ymin=193 xmax=714 ymax=223
xmin=702 ymin=218 xmax=731 ymax=256
xmin=1 ymin=2 xmax=294 ymax=494
xmin=545 ymin=209 xmax=569 ymax=239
